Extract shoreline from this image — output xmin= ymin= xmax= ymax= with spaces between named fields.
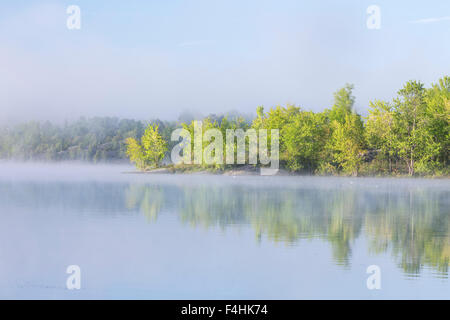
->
xmin=122 ymin=165 xmax=450 ymax=178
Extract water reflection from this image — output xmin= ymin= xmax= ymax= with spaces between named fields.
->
xmin=125 ymin=184 xmax=164 ymax=222
xmin=125 ymin=181 xmax=449 ymax=278
xmin=0 ymin=177 xmax=448 ymax=279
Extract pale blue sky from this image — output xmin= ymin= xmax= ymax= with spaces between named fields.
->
xmin=1 ymin=0 xmax=449 ymax=123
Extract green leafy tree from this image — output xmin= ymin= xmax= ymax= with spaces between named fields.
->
xmin=392 ymin=80 xmax=438 ymax=175
xmin=251 ymin=104 xmax=300 ymax=166
xmin=256 ymin=106 xmax=264 ymax=119
xmin=125 ymin=137 xmax=145 ymax=170
xmin=328 ymin=84 xmax=355 ymax=124
xmin=424 ymin=76 xmax=450 ymax=170
xmin=140 ymin=124 xmax=167 ymax=168
xmin=126 ymin=124 xmax=167 ymax=170
xmin=282 ymin=111 xmax=328 ymax=172
xmin=320 ymin=84 xmax=364 ymax=175
xmin=365 ymin=100 xmax=396 ymax=173
xmin=329 ymin=113 xmax=365 ymax=176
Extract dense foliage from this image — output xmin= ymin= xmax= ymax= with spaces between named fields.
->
xmin=0 ymin=117 xmax=172 ymax=162
xmin=1 ymin=77 xmax=448 ymax=175
xmin=159 ymin=77 xmax=448 ymax=176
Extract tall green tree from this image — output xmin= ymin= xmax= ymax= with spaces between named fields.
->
xmin=320 ymin=84 xmax=365 ymax=175
xmin=424 ymin=76 xmax=450 ymax=169
xmin=141 ymin=124 xmax=168 ymax=168
xmin=329 ymin=113 xmax=365 ymax=176
xmin=328 ymin=83 xmax=355 ymax=124
xmin=392 ymin=80 xmax=438 ymax=175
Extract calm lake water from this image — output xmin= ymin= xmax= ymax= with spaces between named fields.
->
xmin=0 ymin=163 xmax=448 ymax=299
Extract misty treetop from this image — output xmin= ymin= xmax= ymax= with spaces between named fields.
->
xmin=1 ymin=76 xmax=448 ymax=176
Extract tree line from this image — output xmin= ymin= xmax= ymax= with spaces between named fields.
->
xmin=126 ymin=77 xmax=449 ymax=176
xmin=0 ymin=117 xmax=163 ymax=162
xmin=1 ymin=76 xmax=448 ymax=176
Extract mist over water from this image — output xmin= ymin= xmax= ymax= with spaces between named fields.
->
xmin=1 ymin=0 xmax=449 ymax=302
xmin=0 ymin=163 xmax=448 ymax=299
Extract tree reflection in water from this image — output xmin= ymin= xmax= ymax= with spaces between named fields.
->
xmin=125 ymin=181 xmax=449 ymax=278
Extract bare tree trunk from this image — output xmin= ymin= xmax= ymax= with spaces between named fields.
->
xmin=410 ymin=147 xmax=415 ymax=176
xmin=389 ymin=156 xmax=392 ymax=173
